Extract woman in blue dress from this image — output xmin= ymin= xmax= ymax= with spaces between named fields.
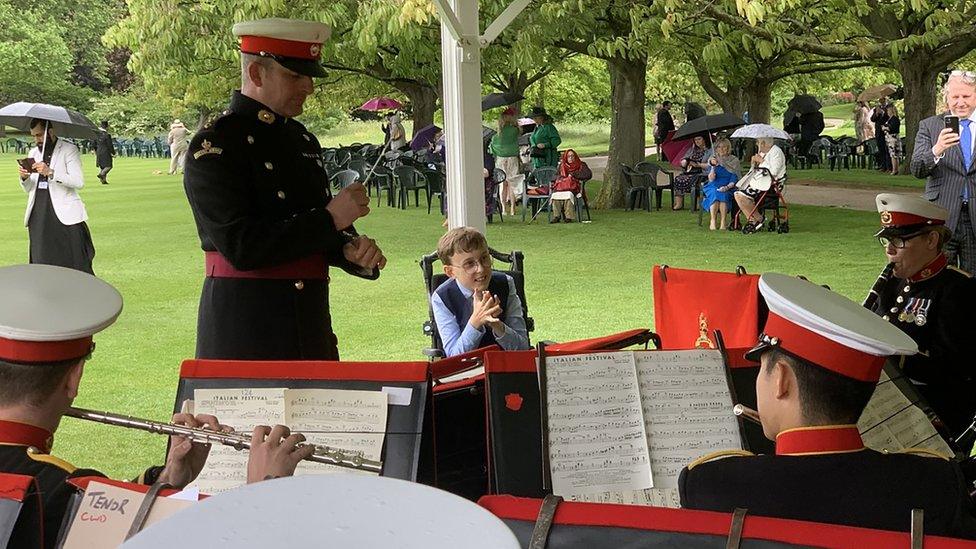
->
xmin=701 ymin=138 xmax=741 ymax=230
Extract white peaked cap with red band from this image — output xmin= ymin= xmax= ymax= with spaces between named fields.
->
xmin=745 ymin=273 xmax=917 ymax=382
xmin=875 ymin=193 xmax=948 ymax=238
xmin=233 ymin=18 xmax=331 ymax=78
xmin=0 ymin=264 xmax=122 ymax=364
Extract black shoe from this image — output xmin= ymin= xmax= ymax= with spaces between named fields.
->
xmin=564 ymin=217 xmax=574 ymax=223
xmin=550 ymin=217 xmax=562 ymax=223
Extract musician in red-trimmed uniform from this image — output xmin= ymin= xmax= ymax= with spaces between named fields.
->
xmin=183 ymin=18 xmax=385 ymax=361
xmin=868 ymin=193 xmax=976 ymax=439
xmin=0 ymin=265 xmax=313 ymax=548
xmin=679 ymin=273 xmax=976 ymax=539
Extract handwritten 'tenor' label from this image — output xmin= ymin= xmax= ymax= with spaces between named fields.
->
xmin=84 ymin=491 xmax=129 ymax=515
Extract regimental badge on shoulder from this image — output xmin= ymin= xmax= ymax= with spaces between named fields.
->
xmin=193 ymin=139 xmax=223 ymax=159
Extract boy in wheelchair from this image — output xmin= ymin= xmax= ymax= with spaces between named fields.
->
xmin=430 ymin=228 xmax=530 ymax=356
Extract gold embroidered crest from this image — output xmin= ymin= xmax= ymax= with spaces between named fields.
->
xmin=193 ymin=139 xmax=223 ymax=159
xmin=694 ymin=312 xmax=716 ymax=349
xmin=880 ymin=211 xmax=892 ymax=224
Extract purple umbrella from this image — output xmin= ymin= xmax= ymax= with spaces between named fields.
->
xmin=410 ymin=124 xmax=441 ymax=151
xmin=360 ymin=97 xmax=403 ymax=111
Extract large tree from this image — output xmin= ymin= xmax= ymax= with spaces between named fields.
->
xmin=516 ymin=0 xmax=660 ymax=208
xmin=673 ymin=0 xmax=976 ymax=160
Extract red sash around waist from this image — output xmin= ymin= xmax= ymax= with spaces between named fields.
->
xmin=205 ymin=251 xmax=328 ymax=280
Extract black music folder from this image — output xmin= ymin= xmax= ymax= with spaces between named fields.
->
xmin=173 ymin=359 xmax=433 ymax=483
xmin=485 ymin=350 xmax=546 ymax=497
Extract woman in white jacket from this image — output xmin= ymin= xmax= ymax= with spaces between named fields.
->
xmin=17 ymin=119 xmax=95 ymax=274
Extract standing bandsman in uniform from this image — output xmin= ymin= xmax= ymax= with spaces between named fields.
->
xmin=869 ymin=193 xmax=976 ymax=439
xmin=0 ymin=264 xmax=313 ymax=548
xmin=680 ymin=273 xmax=976 ymax=539
xmin=184 ymin=18 xmax=385 ymax=361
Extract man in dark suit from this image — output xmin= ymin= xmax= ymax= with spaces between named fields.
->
xmin=911 ymin=71 xmax=976 ymax=274
xmin=184 ymin=18 xmax=385 ymax=360
xmin=654 ymin=101 xmax=675 ymax=161
xmin=872 ymin=97 xmax=892 ymax=171
xmin=869 ymin=193 xmax=976 ymax=440
xmin=679 ymin=273 xmax=976 ymax=539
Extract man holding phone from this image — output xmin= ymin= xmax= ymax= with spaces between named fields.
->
xmin=17 ymin=119 xmax=95 ymax=274
xmin=912 ymin=71 xmax=976 ymax=274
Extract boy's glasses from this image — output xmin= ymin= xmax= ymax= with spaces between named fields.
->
xmin=455 ymin=254 xmax=492 ymax=273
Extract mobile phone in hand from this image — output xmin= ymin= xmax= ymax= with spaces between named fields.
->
xmin=16 ymin=158 xmax=33 ymax=172
xmin=945 ymin=115 xmax=960 ymax=135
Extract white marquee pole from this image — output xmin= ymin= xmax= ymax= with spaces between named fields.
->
xmin=436 ymin=0 xmax=486 ymax=233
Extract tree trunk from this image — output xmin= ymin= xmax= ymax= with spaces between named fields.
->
xmin=725 ymin=88 xmax=748 ymax=117
xmin=744 ymin=80 xmax=772 ymax=124
xmin=898 ymin=58 xmax=942 ymax=170
xmin=596 ymin=55 xmax=647 ymax=209
xmin=396 ymin=82 xmax=438 ymax=137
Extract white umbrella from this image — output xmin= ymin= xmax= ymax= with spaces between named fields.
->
xmin=731 ymin=124 xmax=792 ymax=140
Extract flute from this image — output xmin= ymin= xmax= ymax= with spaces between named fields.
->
xmin=66 ymin=406 xmax=383 ymax=474
xmin=732 ymin=404 xmax=762 ymax=426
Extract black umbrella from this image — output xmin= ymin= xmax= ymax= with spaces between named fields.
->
xmin=481 ymin=92 xmax=524 ymax=111
xmin=0 ymin=102 xmax=97 ymax=139
xmin=672 ymin=113 xmax=746 ymax=143
xmin=787 ymin=94 xmax=822 ymax=115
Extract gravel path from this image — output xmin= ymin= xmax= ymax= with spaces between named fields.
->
xmin=584 ymin=148 xmax=918 ymax=212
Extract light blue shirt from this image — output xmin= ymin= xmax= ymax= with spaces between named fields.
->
xmin=430 ymin=275 xmax=529 ymax=357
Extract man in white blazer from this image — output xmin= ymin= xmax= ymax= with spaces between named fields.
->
xmin=16 ymin=119 xmax=95 ymax=274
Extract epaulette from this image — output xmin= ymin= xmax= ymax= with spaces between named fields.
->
xmin=896 ymin=447 xmax=950 ymax=460
xmin=687 ymin=449 xmax=755 ymax=470
xmin=26 ymin=446 xmax=77 ymax=473
xmin=947 ymin=265 xmax=971 ymax=277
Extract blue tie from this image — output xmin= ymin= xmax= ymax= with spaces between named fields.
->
xmin=962 ymin=120 xmax=972 ymax=201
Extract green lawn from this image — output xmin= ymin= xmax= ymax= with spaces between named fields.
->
xmin=0 ymin=152 xmax=891 ymax=478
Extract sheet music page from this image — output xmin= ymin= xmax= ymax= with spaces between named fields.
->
xmin=285 ymin=388 xmax=388 ymax=476
xmin=189 ymin=388 xmax=287 ymax=495
xmin=546 ymin=351 xmax=653 ymax=497
xmin=859 ymin=372 xmax=953 ymax=456
xmin=572 ymin=350 xmax=740 ymax=508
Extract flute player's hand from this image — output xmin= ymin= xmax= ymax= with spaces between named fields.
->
xmin=157 ymin=412 xmax=231 ymax=488
xmin=246 ymin=424 xmax=316 ymax=483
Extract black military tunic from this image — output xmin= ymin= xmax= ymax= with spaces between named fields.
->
xmin=869 ymin=255 xmax=976 ymax=436
xmin=0 ymin=420 xmax=104 ymax=548
xmin=679 ymin=425 xmax=976 ymax=539
xmin=184 ymin=92 xmax=377 ymax=361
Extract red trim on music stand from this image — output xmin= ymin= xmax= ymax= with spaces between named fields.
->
xmin=547 ymin=328 xmax=650 ymax=352
xmin=179 ymin=360 xmax=429 ymax=383
xmin=478 ymin=495 xmax=974 ymax=548
xmin=433 ymin=373 xmax=485 ymax=394
xmin=430 ymin=345 xmax=497 ymax=381
xmin=0 ymin=473 xmax=32 ymax=502
xmin=484 ymin=350 xmax=537 ymax=374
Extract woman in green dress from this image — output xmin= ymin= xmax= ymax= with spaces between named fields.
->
xmin=528 ymin=106 xmax=561 ymax=169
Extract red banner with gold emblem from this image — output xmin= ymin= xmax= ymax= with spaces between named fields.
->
xmin=652 ymin=265 xmax=761 ymax=367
